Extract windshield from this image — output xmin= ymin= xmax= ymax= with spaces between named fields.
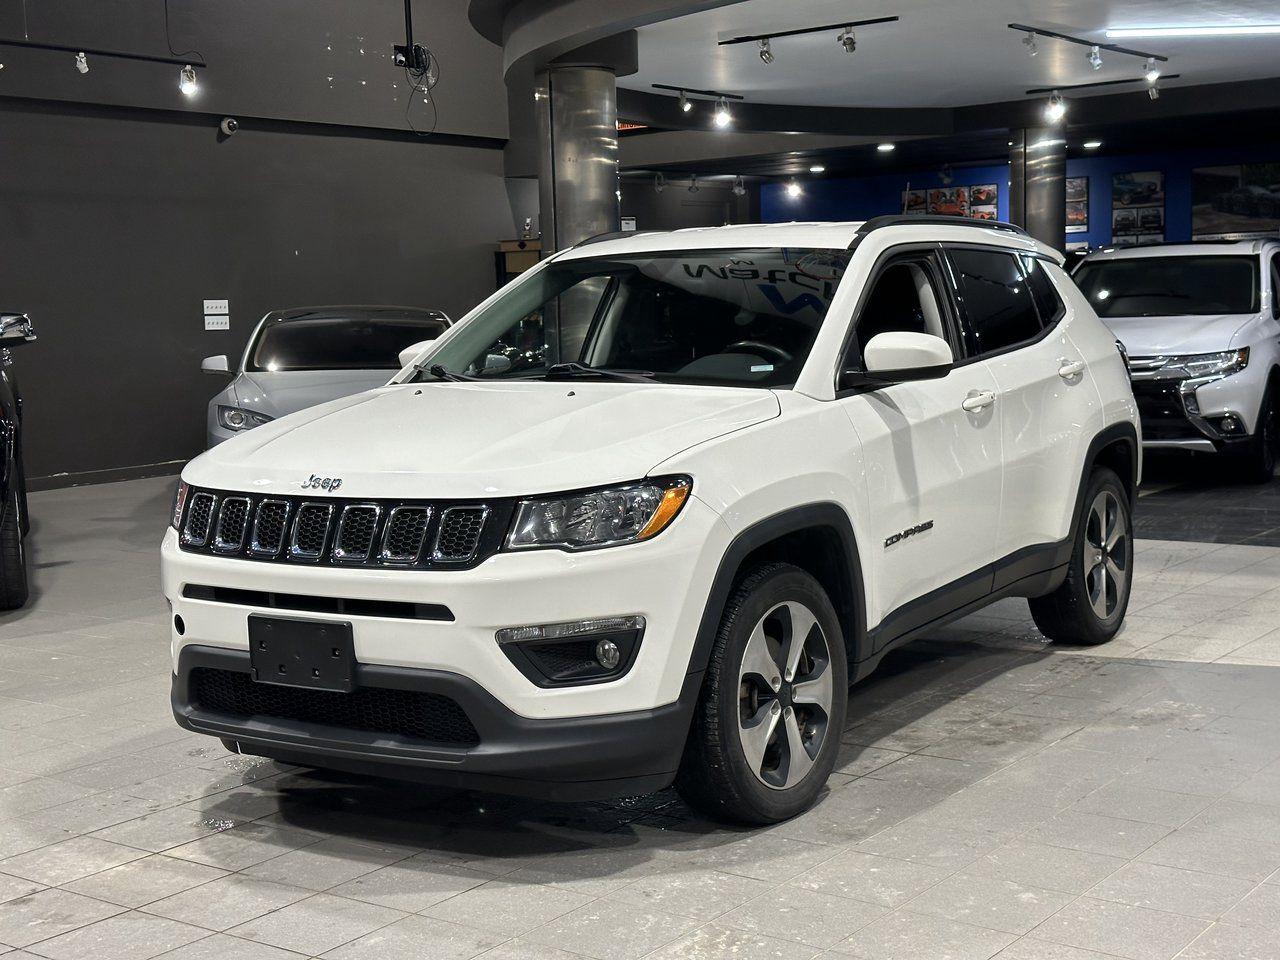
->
xmin=249 ymin=311 xmax=450 ymax=371
xmin=413 ymin=247 xmax=853 ymax=388
xmin=1074 ymin=255 xmax=1259 ymax=317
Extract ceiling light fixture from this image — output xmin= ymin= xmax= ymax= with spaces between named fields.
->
xmin=940 ymin=164 xmax=954 ymax=185
xmin=679 ymin=90 xmax=692 ymax=113
xmin=1087 ymin=44 xmax=1103 ymax=69
xmin=877 ymin=142 xmax=896 ymax=152
xmin=732 ymin=175 xmax=747 ymax=197
xmin=654 ymin=172 xmax=666 ymax=193
xmin=1044 ymin=90 xmax=1067 ymax=123
xmin=1023 ymin=31 xmax=1039 ymax=56
xmin=1106 ymin=24 xmax=1280 ymax=38
xmin=808 ymin=164 xmax=826 ymax=173
xmin=838 ymin=28 xmax=857 ymax=53
xmin=74 ymin=51 xmax=89 ymax=74
xmin=1143 ymin=57 xmax=1161 ymax=83
xmin=179 ymin=63 xmax=199 ymax=96
xmin=1083 ymin=139 xmax=1103 ymax=149
xmin=713 ymin=96 xmax=732 ymax=127
xmin=688 ymin=174 xmax=700 ymax=193
xmin=758 ymin=37 xmax=774 ymax=64
xmin=785 ymin=180 xmax=802 ymax=198
xmin=1148 ymin=82 xmax=1160 ymax=100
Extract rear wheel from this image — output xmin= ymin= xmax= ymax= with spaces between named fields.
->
xmin=1029 ymin=467 xmax=1132 ymax=645
xmin=676 ymin=563 xmax=846 ymax=824
xmin=0 ymin=490 xmax=28 ymax=610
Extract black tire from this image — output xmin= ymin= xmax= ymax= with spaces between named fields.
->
xmin=0 ymin=490 xmax=28 ymax=610
xmin=1239 ymin=386 xmax=1277 ymax=484
xmin=1029 ymin=467 xmax=1132 ymax=645
xmin=676 ymin=562 xmax=847 ymax=825
xmin=15 ymin=447 xmax=28 ymax=538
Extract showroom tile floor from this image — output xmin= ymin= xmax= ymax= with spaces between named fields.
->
xmin=0 ymin=476 xmax=1277 ymax=959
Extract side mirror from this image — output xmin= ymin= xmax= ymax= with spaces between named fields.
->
xmin=0 ymin=313 xmax=36 ymax=345
xmin=483 ymin=353 xmax=512 ymax=374
xmin=841 ymin=332 xmax=953 ymax=389
xmin=201 ymin=355 xmax=231 ymax=375
xmin=399 ymin=339 xmax=436 ymax=368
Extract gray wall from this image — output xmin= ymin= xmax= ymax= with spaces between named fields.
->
xmin=621 ymin=177 xmax=757 ymax=231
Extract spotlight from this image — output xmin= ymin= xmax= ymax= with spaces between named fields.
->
xmin=1144 ymin=57 xmax=1161 ymax=83
xmin=179 ymin=64 xmax=199 ymax=96
xmin=713 ymin=96 xmax=732 ymax=127
xmin=74 ymin=51 xmax=89 ymax=74
xmin=732 ymin=175 xmax=747 ymax=197
xmin=1044 ymin=90 xmax=1067 ymax=123
xmin=759 ymin=37 xmax=774 ymax=64
xmin=1087 ymin=45 xmax=1103 ymax=69
xmin=785 ymin=180 xmax=802 ymax=198
xmin=877 ymin=143 xmax=896 ymax=152
xmin=838 ymin=28 xmax=856 ymax=53
xmin=808 ymin=164 xmax=826 ymax=173
xmin=678 ymin=90 xmax=692 ymax=113
xmin=940 ymin=164 xmax=954 ymax=185
xmin=1083 ymin=139 xmax=1103 ymax=149
xmin=654 ymin=172 xmax=666 ymax=193
xmin=1148 ymin=83 xmax=1160 ymax=100
xmin=1023 ymin=32 xmax=1039 ymax=56
xmin=688 ymin=175 xmax=700 ymax=193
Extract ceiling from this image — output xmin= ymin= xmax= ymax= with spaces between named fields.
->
xmin=624 ymin=0 xmax=1280 ymax=110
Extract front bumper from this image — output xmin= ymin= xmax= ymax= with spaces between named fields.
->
xmin=1130 ymin=372 xmax=1260 ymax=453
xmin=173 ymin=645 xmax=698 ymax=799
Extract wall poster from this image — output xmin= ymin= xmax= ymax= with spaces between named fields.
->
xmin=1111 ymin=170 xmax=1164 ymax=245
xmin=1065 ymin=176 xmax=1089 ymax=234
xmin=902 ymin=188 xmax=927 ymax=215
xmin=968 ymin=184 xmax=998 ymax=220
xmin=927 ymin=186 xmax=968 ymax=217
xmin=1192 ymin=163 xmax=1280 ymax=237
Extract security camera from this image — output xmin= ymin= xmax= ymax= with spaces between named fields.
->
xmin=219 ymin=117 xmax=239 ymax=136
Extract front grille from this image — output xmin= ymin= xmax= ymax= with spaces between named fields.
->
xmin=178 ymin=489 xmax=507 ymax=570
xmin=189 ymin=667 xmax=480 ymax=746
xmin=1131 ymin=380 xmax=1204 ymax=441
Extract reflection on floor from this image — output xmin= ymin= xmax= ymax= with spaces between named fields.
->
xmin=0 ymin=476 xmax=1274 ymax=960
xmin=1137 ymin=452 xmax=1280 ymax=546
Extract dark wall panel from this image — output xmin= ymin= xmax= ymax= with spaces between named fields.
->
xmin=2 ymin=106 xmax=515 ymax=484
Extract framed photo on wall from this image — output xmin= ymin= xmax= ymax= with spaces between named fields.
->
xmin=1065 ymin=176 xmax=1089 ymax=234
xmin=1192 ymin=163 xmax=1280 ymax=237
xmin=968 ymin=183 xmax=998 ymax=220
xmin=902 ymin=189 xmax=927 ymax=215
xmin=927 ymin=186 xmax=968 ymax=217
xmin=1111 ymin=171 xmax=1164 ymax=243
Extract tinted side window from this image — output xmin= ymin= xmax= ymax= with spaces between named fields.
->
xmin=1022 ymin=256 xmax=1065 ymax=325
xmin=949 ymin=248 xmax=1043 ymax=356
xmin=1271 ymin=253 xmax=1280 ymax=320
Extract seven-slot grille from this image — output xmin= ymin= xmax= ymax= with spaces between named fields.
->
xmin=179 ymin=489 xmax=501 ymax=569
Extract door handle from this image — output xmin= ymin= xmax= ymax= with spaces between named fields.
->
xmin=1058 ymin=358 xmax=1086 ymax=379
xmin=962 ymin=390 xmax=996 ymax=413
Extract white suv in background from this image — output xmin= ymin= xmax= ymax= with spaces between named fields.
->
xmin=164 ymin=217 xmax=1139 ymax=824
xmin=1074 ymin=240 xmax=1280 ymax=481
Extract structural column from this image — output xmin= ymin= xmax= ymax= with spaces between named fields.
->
xmin=1008 ymin=128 xmax=1066 ymax=250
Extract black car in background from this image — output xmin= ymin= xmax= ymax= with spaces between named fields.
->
xmin=0 ymin=313 xmax=36 ymax=610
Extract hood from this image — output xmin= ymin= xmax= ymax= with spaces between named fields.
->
xmin=233 ymin=370 xmax=395 ymax=419
xmin=186 ymin=381 xmax=780 ymax=499
xmin=1103 ymin=314 xmax=1254 ymax=357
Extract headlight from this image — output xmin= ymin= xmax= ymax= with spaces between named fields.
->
xmin=217 ymin=405 xmax=273 ymax=432
xmin=171 ymin=480 xmax=189 ymax=530
xmin=506 ymin=476 xmax=691 ymax=551
xmin=1166 ymin=348 xmax=1249 ymax=379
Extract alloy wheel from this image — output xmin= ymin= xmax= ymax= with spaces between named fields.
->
xmin=736 ymin=600 xmax=833 ymax=790
xmin=1083 ymin=490 xmax=1129 ymax=620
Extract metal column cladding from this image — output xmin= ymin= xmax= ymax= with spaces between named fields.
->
xmin=1010 ymin=127 xmax=1067 ymax=251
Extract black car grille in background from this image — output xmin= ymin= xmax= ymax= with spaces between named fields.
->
xmin=189 ymin=667 xmax=480 ymax=746
xmin=1130 ymin=380 xmax=1204 ymax=442
xmin=179 ymin=488 xmax=508 ymax=569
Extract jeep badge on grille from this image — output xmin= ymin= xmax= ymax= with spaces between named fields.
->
xmin=301 ymin=474 xmax=343 ymax=492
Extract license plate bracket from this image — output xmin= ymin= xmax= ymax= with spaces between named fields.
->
xmin=248 ymin=615 xmax=356 ymax=693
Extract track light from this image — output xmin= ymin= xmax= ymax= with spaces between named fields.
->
xmin=1023 ymin=32 xmax=1039 ymax=56
xmin=678 ymin=90 xmax=691 ymax=113
xmin=732 ymin=175 xmax=746 ymax=197
xmin=1087 ymin=45 xmax=1103 ymax=69
xmin=1044 ymin=90 xmax=1067 ymax=123
xmin=785 ymin=180 xmax=802 ymax=198
xmin=74 ymin=51 xmax=89 ymax=74
xmin=1143 ymin=57 xmax=1161 ymax=83
xmin=1148 ymin=83 xmax=1160 ymax=100
xmin=688 ymin=175 xmax=700 ymax=193
xmin=1083 ymin=139 xmax=1103 ymax=149
xmin=940 ymin=164 xmax=954 ymax=185
xmin=808 ymin=164 xmax=825 ymax=173
xmin=654 ymin=172 xmax=666 ymax=193
xmin=179 ymin=64 xmax=199 ymax=96
xmin=838 ymin=28 xmax=856 ymax=53
xmin=877 ymin=143 xmax=896 ymax=152
xmin=713 ymin=96 xmax=732 ymax=127
xmin=758 ymin=37 xmax=774 ymax=64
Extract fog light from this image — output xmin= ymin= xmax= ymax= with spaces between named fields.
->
xmin=1218 ymin=415 xmax=1243 ymax=434
xmin=595 ymin=638 xmax=621 ymax=670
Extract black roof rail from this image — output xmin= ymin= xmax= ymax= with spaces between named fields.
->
xmin=853 ymin=215 xmax=1031 ymax=245
xmin=570 ymin=228 xmax=660 ymax=249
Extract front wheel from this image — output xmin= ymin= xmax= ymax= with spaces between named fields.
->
xmin=676 ymin=563 xmax=846 ymax=824
xmin=1238 ymin=387 xmax=1277 ymax=484
xmin=0 ymin=490 xmax=28 ymax=610
xmin=1029 ymin=467 xmax=1132 ymax=645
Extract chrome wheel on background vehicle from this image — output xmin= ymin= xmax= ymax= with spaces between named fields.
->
xmin=737 ymin=600 xmax=834 ymax=790
xmin=1083 ymin=489 xmax=1130 ymax=620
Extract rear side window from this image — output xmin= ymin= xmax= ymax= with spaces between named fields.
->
xmin=1022 ymin=256 xmax=1065 ymax=325
xmin=949 ymin=248 xmax=1043 ymax=357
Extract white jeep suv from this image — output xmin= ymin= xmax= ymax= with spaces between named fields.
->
xmin=164 ymin=217 xmax=1140 ymax=824
xmin=1074 ymin=239 xmax=1280 ymax=481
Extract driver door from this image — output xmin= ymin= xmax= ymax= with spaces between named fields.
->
xmin=835 ymin=247 xmax=1002 ymax=646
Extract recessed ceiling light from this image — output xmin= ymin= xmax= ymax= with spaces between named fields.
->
xmin=877 ymin=143 xmax=895 ymax=152
xmin=808 ymin=164 xmax=826 ymax=173
xmin=1106 ymin=24 xmax=1280 ymax=38
xmin=785 ymin=180 xmax=802 ymax=198
xmin=1083 ymin=140 xmax=1103 ymax=149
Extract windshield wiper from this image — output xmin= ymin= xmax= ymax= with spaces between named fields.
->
xmin=418 ymin=363 xmax=478 ymax=382
xmin=540 ymin=362 xmax=657 ymax=383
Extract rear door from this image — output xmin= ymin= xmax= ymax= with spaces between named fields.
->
xmin=942 ymin=245 xmax=1094 ymax=581
xmin=835 ymin=245 xmax=1002 ymax=645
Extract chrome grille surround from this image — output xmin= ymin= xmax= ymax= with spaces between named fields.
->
xmin=212 ymin=496 xmax=252 ymax=553
xmin=333 ymin=504 xmax=382 ymax=563
xmin=290 ymin=503 xmax=335 ymax=560
xmin=181 ymin=492 xmax=217 ymax=547
xmin=380 ymin=506 xmax=433 ymax=563
xmin=434 ymin=506 xmax=490 ymax=561
xmin=249 ymin=499 xmax=290 ymax=557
